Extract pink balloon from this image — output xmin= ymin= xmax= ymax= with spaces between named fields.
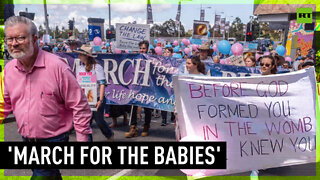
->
xmin=182 ymin=38 xmax=188 ymax=45
xmin=110 ymin=42 xmax=113 ymax=46
xmin=155 ymin=46 xmax=162 ymax=55
xmin=255 ymin=53 xmax=261 ymax=60
xmin=263 ymin=52 xmax=270 ymax=56
xmin=40 ymin=40 xmax=44 ymax=44
xmin=93 ymin=37 xmax=102 ymax=46
xmin=231 ymin=43 xmax=244 ymax=56
xmin=184 ymin=47 xmax=191 ymax=55
xmin=65 ymin=45 xmax=69 ymax=49
xmin=220 ymin=60 xmax=226 ymax=64
xmin=125 ymin=50 xmax=129 ymax=53
xmin=114 ymin=48 xmax=121 ymax=54
xmin=212 ymin=44 xmax=218 ymax=52
xmin=285 ymin=56 xmax=292 ymax=62
xmin=102 ymin=42 xmax=106 ymax=45
xmin=186 ymin=39 xmax=191 ymax=45
xmin=173 ymin=40 xmax=178 ymax=46
xmin=192 ymin=44 xmax=198 ymax=51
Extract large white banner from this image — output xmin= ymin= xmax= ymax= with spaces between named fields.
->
xmin=173 ymin=68 xmax=317 ymax=176
xmin=116 ymin=23 xmax=150 ymax=51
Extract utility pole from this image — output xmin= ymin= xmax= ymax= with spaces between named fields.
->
xmin=108 ymin=0 xmax=111 ymax=28
xmin=73 ymin=17 xmax=75 ymax=37
xmin=178 ymin=21 xmax=180 ymax=42
xmin=43 ymin=0 xmax=50 ymax=34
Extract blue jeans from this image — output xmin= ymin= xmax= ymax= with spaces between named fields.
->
xmin=92 ymin=98 xmax=113 ymax=139
xmin=22 ymin=132 xmax=69 ymax=179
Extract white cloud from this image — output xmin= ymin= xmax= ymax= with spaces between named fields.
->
xmin=152 ymin=4 xmax=173 ymax=13
xmin=112 ymin=3 xmax=173 ymax=14
xmin=112 ymin=4 xmax=145 ymax=14
xmin=109 ymin=16 xmax=145 ymax=26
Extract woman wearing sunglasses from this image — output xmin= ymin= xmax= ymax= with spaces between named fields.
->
xmin=251 ymin=55 xmax=277 ymax=178
xmin=260 ymin=55 xmax=277 ymax=75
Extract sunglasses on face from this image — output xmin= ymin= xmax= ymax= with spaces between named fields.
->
xmin=260 ymin=63 xmax=271 ymax=67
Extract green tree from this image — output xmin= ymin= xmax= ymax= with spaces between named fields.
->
xmin=150 ymin=19 xmax=185 ymax=37
xmin=229 ymin=17 xmax=245 ymax=41
xmin=38 ymin=25 xmax=45 ymax=38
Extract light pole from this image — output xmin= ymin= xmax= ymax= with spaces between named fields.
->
xmin=213 ymin=10 xmax=224 ymax=41
xmin=43 ymin=0 xmax=50 ymax=35
xmin=176 ymin=0 xmax=192 ymax=42
xmin=200 ymin=5 xmax=211 ymax=21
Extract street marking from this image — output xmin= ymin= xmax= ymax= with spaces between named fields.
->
xmin=107 ymin=169 xmax=132 ymax=180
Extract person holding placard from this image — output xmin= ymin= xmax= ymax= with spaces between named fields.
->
xmin=251 ymin=55 xmax=277 ymax=178
xmin=186 ymin=56 xmax=206 ymax=75
xmin=174 ymin=56 xmax=206 ymax=140
xmin=244 ymin=54 xmax=256 ymax=67
xmin=260 ymin=55 xmax=277 ymax=75
xmin=125 ymin=40 xmax=153 ymax=138
xmin=160 ymin=47 xmax=175 ymax=126
xmin=74 ymin=45 xmax=114 ymax=141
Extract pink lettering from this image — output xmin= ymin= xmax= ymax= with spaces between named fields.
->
xmin=222 ymin=84 xmax=230 ymax=97
xmin=203 ymin=84 xmax=212 ymax=97
xmin=230 ymin=82 xmax=240 ymax=97
xmin=189 ymin=83 xmax=203 ymax=98
xmin=303 ymin=116 xmax=312 ymax=132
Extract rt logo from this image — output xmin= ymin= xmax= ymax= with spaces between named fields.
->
xmin=297 ymin=8 xmax=312 ymax=23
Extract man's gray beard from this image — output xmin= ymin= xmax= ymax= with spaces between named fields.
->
xmin=8 ymin=41 xmax=34 ymax=60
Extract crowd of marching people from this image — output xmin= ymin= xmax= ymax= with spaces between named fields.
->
xmin=30 ymin=31 xmax=317 ymax=142
xmin=4 ymin=16 xmax=317 ymax=141
xmin=37 ymin=36 xmax=316 ymax=73
xmin=1 ymin=15 xmax=317 ymax=178
xmin=3 ymin=17 xmax=317 ymax=136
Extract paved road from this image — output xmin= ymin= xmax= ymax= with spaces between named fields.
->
xmin=3 ymin=114 xmax=316 ymax=178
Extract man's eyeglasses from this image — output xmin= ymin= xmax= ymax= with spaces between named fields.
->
xmin=5 ymin=36 xmax=26 ymax=44
xmin=260 ymin=63 xmax=271 ymax=67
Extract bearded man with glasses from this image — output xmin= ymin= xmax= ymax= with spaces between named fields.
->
xmin=1 ymin=16 xmax=93 ymax=179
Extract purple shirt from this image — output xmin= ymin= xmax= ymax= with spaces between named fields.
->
xmin=2 ymin=49 xmax=92 ymax=141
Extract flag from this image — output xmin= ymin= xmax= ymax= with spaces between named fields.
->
xmin=147 ymin=0 xmax=153 ymax=24
xmin=214 ymin=14 xmax=221 ymax=31
xmin=175 ymin=0 xmax=181 ymax=25
xmin=220 ymin=17 xmax=226 ymax=34
xmin=200 ymin=9 xmax=205 ymax=21
xmin=225 ymin=21 xmax=230 ymax=33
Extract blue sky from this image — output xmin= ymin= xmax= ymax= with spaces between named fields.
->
xmin=14 ymin=2 xmax=254 ymax=32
